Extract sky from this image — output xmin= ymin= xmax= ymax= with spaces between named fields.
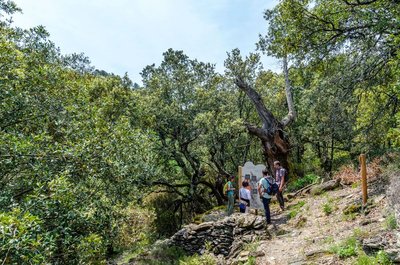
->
xmin=12 ymin=0 xmax=280 ymax=83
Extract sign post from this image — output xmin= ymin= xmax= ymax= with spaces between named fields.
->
xmin=238 ymin=166 xmax=243 ymax=192
xmin=240 ymin=161 xmax=266 ymax=211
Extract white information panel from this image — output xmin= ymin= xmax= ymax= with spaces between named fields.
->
xmin=241 ymin=161 xmax=266 ymax=209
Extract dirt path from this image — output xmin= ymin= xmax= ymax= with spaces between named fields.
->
xmin=255 ymin=184 xmax=388 ymax=265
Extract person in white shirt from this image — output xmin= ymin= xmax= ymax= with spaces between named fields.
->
xmin=239 ymin=181 xmax=251 ymax=213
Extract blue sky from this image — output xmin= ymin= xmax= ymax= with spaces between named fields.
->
xmin=13 ymin=0 xmax=280 ymax=83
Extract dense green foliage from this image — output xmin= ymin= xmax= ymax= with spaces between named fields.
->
xmin=0 ymin=0 xmax=399 ymax=263
xmin=286 ymin=173 xmax=319 ymax=192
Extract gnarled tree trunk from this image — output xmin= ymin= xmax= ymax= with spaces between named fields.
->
xmin=234 ymin=56 xmax=295 ymax=173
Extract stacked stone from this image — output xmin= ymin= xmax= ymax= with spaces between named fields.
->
xmin=166 ymin=213 xmax=270 ymax=258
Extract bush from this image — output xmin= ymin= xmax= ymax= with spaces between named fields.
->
xmin=77 ymin=234 xmax=106 ymax=264
xmin=0 ymin=209 xmax=52 ymax=264
xmin=385 ymin=213 xmax=398 ymax=230
xmin=355 ymin=250 xmax=392 ymax=265
xmin=287 ymin=174 xmax=320 ymax=192
xmin=114 ymin=204 xmax=155 ymax=251
xmin=330 ymin=236 xmax=358 ymax=259
xmin=239 ymin=256 xmax=256 ymax=265
xmin=150 ymin=245 xmax=187 ymax=264
xmin=287 ymin=201 xmax=306 ymax=219
xmin=145 ymin=193 xmax=182 ymax=237
xmin=323 ymin=202 xmax=333 ymax=215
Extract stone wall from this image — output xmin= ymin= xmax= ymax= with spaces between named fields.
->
xmin=165 ymin=213 xmax=270 ymax=258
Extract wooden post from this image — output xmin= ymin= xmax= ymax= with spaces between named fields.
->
xmin=359 ymin=154 xmax=368 ymax=206
xmin=238 ymin=166 xmax=243 ymax=192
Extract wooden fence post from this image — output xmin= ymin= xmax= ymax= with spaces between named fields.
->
xmin=359 ymin=154 xmax=368 ymax=206
xmin=238 ymin=166 xmax=242 ymax=193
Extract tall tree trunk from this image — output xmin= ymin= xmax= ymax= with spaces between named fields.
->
xmin=234 ymin=56 xmax=295 ymax=173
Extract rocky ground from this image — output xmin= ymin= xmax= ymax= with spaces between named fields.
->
xmin=255 ymin=176 xmax=399 ymax=265
xmin=125 ymin=168 xmax=400 ymax=265
xmin=166 ymin=173 xmax=399 ymax=265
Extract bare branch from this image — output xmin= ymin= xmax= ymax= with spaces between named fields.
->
xmin=234 ymin=77 xmax=279 ymax=131
xmin=281 ymin=56 xmax=296 ymax=127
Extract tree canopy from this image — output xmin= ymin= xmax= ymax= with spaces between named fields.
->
xmin=0 ymin=0 xmax=399 ymax=263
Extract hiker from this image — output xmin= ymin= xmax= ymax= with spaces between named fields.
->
xmin=274 ymin=160 xmax=287 ymax=211
xmin=243 ymin=178 xmax=252 ymax=191
xmin=258 ymin=169 xmax=274 ymax=224
xmin=226 ymin=175 xmax=236 ymax=216
xmin=239 ymin=181 xmax=251 ymax=213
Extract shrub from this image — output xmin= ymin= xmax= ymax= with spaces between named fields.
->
xmin=385 ymin=213 xmax=398 ymax=230
xmin=77 ymin=233 xmax=106 ymax=264
xmin=287 ymin=174 xmax=320 ymax=192
xmin=353 ymin=228 xmax=370 ymax=240
xmin=355 ymin=250 xmax=392 ymax=265
xmin=0 ymin=209 xmax=52 ymax=264
xmin=145 ymin=192 xmax=182 ymax=237
xmin=114 ymin=204 xmax=155 ymax=251
xmin=239 ymin=256 xmax=256 ymax=265
xmin=323 ymin=202 xmax=333 ymax=215
xmin=330 ymin=237 xmax=358 ymax=259
xmin=287 ymin=201 xmax=306 ymax=219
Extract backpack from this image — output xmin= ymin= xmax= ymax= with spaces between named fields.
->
xmin=223 ymin=182 xmax=229 ymax=195
xmin=263 ymin=178 xmax=279 ymax=196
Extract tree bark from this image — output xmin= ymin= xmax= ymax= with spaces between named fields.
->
xmin=281 ymin=56 xmax=296 ymax=127
xmin=234 ymin=83 xmax=290 ymax=173
xmin=234 ymin=56 xmax=295 ymax=173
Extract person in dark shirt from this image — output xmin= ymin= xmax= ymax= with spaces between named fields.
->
xmin=274 ymin=160 xmax=287 ymax=211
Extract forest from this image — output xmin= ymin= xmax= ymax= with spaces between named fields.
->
xmin=0 ymin=0 xmax=399 ymax=264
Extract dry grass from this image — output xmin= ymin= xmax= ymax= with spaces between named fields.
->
xmin=333 ymin=157 xmax=382 ymax=185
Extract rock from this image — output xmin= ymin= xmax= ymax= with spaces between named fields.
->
xmin=310 ymin=179 xmax=340 ymax=195
xmin=359 ymin=218 xmax=377 ymax=226
xmin=362 ymin=236 xmax=387 ymax=254
xmin=239 ymin=251 xmax=250 ymax=257
xmin=373 ymin=195 xmax=386 ymax=204
xmin=386 ymin=248 xmax=400 ymax=262
xmin=229 ymin=241 xmax=244 ymax=258
xmin=249 ymin=250 xmax=265 ymax=257
xmin=242 ymin=235 xmax=254 ymax=243
xmin=193 ymin=222 xmax=213 ymax=232
xmin=291 ymin=231 xmax=302 ymax=237
xmin=305 ymin=250 xmax=328 ymax=257
xmin=237 ymin=256 xmax=249 ymax=263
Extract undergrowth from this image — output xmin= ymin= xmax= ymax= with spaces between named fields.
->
xmin=287 ymin=174 xmax=320 ymax=192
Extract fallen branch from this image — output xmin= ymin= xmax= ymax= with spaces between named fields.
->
xmin=293 ymin=183 xmax=318 ymax=197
